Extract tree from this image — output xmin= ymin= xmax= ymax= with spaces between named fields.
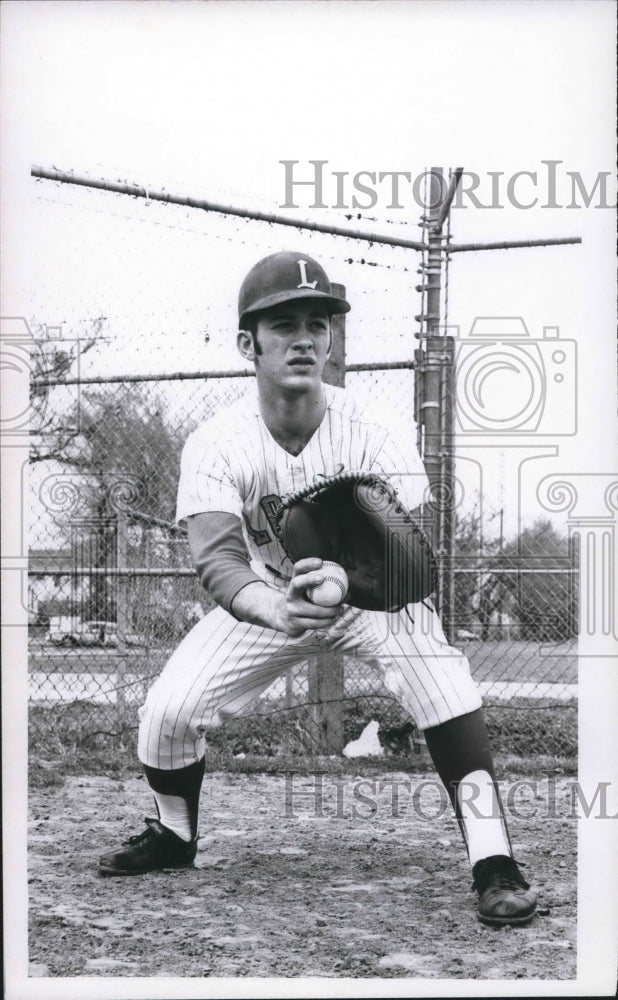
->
xmin=453 ymin=512 xmax=577 ymax=642
xmin=29 ymin=316 xmax=107 ymax=464
xmin=453 ymin=509 xmax=486 ymax=629
xmin=498 ymin=519 xmax=577 ymax=642
xmin=33 ymin=383 xmax=187 ymax=624
xmin=72 ymin=385 xmax=182 ymax=520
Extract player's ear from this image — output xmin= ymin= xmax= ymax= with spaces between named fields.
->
xmin=237 ymin=330 xmax=256 ymax=361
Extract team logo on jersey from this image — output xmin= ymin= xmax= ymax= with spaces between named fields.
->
xmin=245 ymin=475 xmax=344 ymax=548
xmin=245 ymin=495 xmax=283 ymax=547
xmin=296 ymin=260 xmax=318 ymax=290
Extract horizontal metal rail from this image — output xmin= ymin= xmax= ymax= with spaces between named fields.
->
xmin=453 ymin=567 xmax=577 ymax=574
xmin=28 ymin=565 xmax=577 ymax=578
xmin=347 ymin=360 xmax=415 ymax=372
xmin=29 ymin=567 xmax=196 ymax=577
xmin=32 ymin=368 xmax=254 ymax=388
xmin=31 ymin=166 xmax=427 ymax=251
xmin=32 ymin=359 xmax=415 ymax=390
xmin=31 ymin=166 xmax=581 ymax=256
xmin=446 ymin=237 xmax=582 ymax=253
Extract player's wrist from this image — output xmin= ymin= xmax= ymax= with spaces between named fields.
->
xmin=230 ymin=580 xmax=289 ymax=632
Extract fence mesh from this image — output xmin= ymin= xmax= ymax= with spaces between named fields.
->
xmin=25 ymin=175 xmax=578 ymax=764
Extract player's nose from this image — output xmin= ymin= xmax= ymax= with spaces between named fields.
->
xmin=291 ymin=330 xmax=314 ymax=351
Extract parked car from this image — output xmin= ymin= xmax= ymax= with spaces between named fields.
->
xmin=123 ymin=631 xmax=149 ymax=647
xmin=47 ymin=620 xmax=119 ymax=647
xmin=76 ymin=621 xmax=120 ymax=647
xmin=48 ymin=629 xmax=77 ymax=647
xmin=47 ymin=616 xmax=78 ymax=646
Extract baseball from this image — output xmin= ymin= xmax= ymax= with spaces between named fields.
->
xmin=307 ymin=561 xmax=349 ymax=607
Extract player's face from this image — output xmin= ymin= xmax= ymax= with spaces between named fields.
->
xmin=239 ymin=301 xmax=332 ymax=393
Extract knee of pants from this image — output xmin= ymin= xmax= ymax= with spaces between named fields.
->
xmin=137 ymin=694 xmax=208 ymax=767
xmin=138 ymin=685 xmax=197 ymax=747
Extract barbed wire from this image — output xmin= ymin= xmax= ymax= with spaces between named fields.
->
xmin=47 ymin=160 xmax=428 ymax=234
xmin=33 ymin=185 xmax=420 ymax=276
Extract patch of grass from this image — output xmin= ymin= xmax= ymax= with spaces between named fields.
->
xmin=29 ymin=696 xmax=577 ymax=789
xmin=484 ymin=697 xmax=577 ymax=759
xmin=29 ymin=702 xmax=140 ymax=788
xmin=200 ymin=752 xmax=576 ymax=779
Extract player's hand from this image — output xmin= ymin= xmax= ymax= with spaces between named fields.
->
xmin=276 ymin=558 xmax=343 ymax=637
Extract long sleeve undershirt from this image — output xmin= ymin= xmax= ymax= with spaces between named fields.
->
xmin=186 ymin=511 xmax=263 ymax=617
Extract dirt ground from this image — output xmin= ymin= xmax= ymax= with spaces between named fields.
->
xmin=28 ymin=769 xmax=576 ymax=981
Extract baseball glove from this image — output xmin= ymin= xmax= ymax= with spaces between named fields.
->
xmin=276 ymin=473 xmax=438 ymax=612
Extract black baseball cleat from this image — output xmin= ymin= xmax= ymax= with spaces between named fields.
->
xmin=472 ymin=854 xmax=537 ymax=926
xmin=98 ymin=818 xmax=198 ymax=875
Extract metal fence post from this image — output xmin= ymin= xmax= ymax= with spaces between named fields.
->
xmin=115 ymin=513 xmax=128 ymax=717
xmin=417 ymin=167 xmax=457 ymax=642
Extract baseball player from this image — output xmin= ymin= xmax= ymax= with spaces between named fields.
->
xmin=99 ymin=251 xmax=537 ymax=927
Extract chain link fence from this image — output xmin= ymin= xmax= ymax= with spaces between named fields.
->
xmin=25 ymin=174 xmax=578 ymax=763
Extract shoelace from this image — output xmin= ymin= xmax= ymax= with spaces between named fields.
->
xmin=473 ymin=857 xmax=530 ymax=893
xmin=124 ymin=818 xmax=159 ymax=847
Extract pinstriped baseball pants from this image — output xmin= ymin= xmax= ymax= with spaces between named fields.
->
xmin=137 ymin=602 xmax=482 ymax=770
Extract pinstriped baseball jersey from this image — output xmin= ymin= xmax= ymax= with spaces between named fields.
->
xmin=176 ymin=383 xmax=430 ymax=580
xmin=136 ymin=382 xmax=482 ymax=770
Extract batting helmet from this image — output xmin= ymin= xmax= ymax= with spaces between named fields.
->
xmin=238 ymin=251 xmax=351 ymax=328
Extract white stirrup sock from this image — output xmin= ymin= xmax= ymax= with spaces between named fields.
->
xmin=152 ymin=792 xmax=193 ymax=842
xmin=457 ymin=769 xmax=511 ymax=867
